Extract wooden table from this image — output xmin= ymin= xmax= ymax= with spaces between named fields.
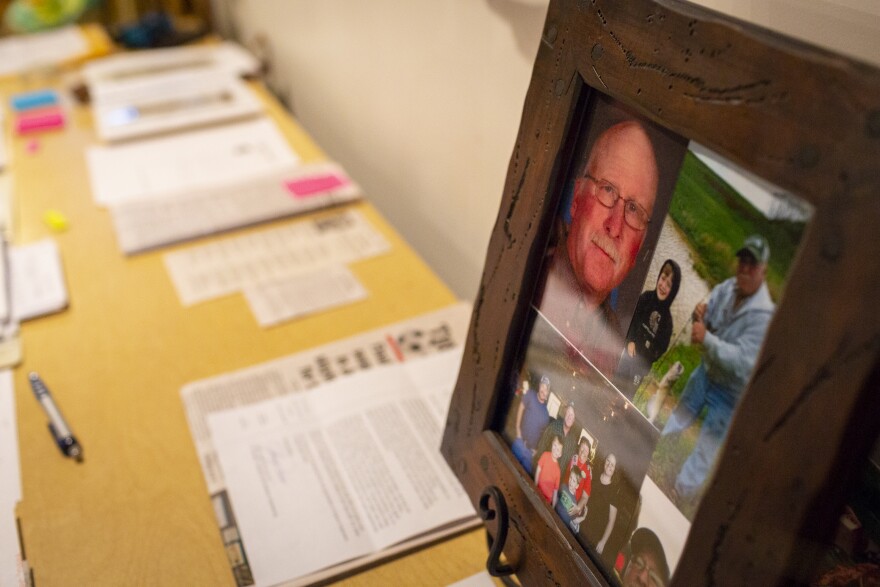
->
xmin=5 ymin=63 xmax=491 ymax=586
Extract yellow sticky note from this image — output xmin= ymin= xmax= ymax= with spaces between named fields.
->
xmin=43 ymin=209 xmax=69 ymax=232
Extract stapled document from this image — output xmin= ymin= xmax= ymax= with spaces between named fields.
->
xmin=163 ymin=209 xmax=389 ymax=306
xmin=86 ymin=118 xmax=300 ymax=207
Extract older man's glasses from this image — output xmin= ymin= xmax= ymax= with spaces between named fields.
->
xmin=584 ymin=174 xmax=651 ymax=231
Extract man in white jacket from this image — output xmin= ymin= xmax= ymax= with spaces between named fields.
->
xmin=662 ymin=234 xmax=776 ymax=500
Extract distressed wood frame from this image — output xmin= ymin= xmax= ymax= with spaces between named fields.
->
xmin=441 ymin=0 xmax=880 ymax=584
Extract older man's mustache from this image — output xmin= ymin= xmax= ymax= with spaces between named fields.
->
xmin=590 ymin=232 xmax=621 ymax=265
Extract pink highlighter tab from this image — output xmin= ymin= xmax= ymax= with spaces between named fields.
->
xmin=16 ymin=107 xmax=65 ymax=134
xmin=285 ymin=173 xmax=349 ymax=199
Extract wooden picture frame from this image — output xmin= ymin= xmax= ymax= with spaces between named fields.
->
xmin=441 ymin=0 xmax=880 ymax=585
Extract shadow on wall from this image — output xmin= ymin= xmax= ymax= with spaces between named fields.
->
xmin=486 ymin=0 xmax=551 ymax=61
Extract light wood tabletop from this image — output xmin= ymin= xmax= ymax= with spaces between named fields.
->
xmin=5 ymin=56 xmax=491 ymax=586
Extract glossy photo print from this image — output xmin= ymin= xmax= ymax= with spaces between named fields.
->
xmin=497 ymin=93 xmax=689 ymax=576
xmin=497 ymin=92 xmax=811 ymax=585
xmin=638 ymin=142 xmax=811 ymax=516
xmin=624 ymin=142 xmax=811 ymax=580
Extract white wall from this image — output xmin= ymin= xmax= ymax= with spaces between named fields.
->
xmin=212 ymin=0 xmax=880 ymax=301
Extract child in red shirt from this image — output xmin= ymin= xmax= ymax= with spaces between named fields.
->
xmin=534 ymin=435 xmax=563 ymax=506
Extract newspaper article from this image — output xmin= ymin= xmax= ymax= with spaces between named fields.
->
xmin=209 ymin=352 xmax=474 ymax=586
xmin=181 ymin=303 xmax=475 ymax=586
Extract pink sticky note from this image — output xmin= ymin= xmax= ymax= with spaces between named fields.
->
xmin=15 ymin=107 xmax=65 ymax=134
xmin=285 ymin=173 xmax=349 ymax=198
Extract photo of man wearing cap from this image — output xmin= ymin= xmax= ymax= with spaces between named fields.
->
xmin=660 ymin=234 xmax=776 ymax=500
xmin=620 ymin=528 xmax=670 ymax=587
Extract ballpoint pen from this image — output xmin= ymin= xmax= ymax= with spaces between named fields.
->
xmin=28 ymin=372 xmax=83 ymax=462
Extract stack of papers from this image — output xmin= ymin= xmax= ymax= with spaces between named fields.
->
xmin=162 ymin=209 xmax=386 ymax=326
xmin=83 ymin=42 xmax=264 ymax=142
xmin=86 ymin=118 xmax=300 ymax=207
xmin=86 ymin=119 xmax=362 ymax=254
xmin=82 ymin=43 xmax=365 ymax=259
xmin=109 ymin=163 xmax=361 ymax=255
xmin=82 ymin=41 xmax=260 ymax=101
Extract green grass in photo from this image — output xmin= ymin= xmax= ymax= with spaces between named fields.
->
xmin=668 ymin=151 xmax=808 ymax=301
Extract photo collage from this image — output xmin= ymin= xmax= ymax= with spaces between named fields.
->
xmin=497 ymin=94 xmax=811 ymax=586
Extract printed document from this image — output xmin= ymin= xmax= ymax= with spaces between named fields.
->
xmin=109 ymin=162 xmax=361 ymax=255
xmin=86 ymin=118 xmax=299 ymax=206
xmin=209 ymin=351 xmax=474 ymax=586
xmin=163 ymin=209 xmax=389 ymax=306
xmin=181 ymin=303 xmax=474 ymax=586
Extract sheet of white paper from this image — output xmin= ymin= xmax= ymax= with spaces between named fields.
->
xmin=9 ymin=239 xmax=67 ymax=321
xmin=0 ymin=370 xmax=24 ymax=587
xmin=86 ymin=118 xmax=298 ymax=206
xmin=209 ymin=350 xmax=472 ymax=587
xmin=164 ymin=209 xmax=390 ymax=306
xmin=244 ymin=265 xmax=368 ymax=327
xmin=0 ymin=26 xmax=87 ymax=76
xmin=109 ymin=162 xmax=361 ymax=255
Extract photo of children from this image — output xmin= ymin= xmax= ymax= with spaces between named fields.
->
xmin=615 ymin=259 xmax=681 ymax=400
xmin=535 ymin=434 xmax=563 ymax=506
xmin=556 ymin=465 xmax=588 ymax=533
xmin=501 ymin=315 xmax=665 ymax=570
xmin=564 ymin=435 xmax=594 ymax=529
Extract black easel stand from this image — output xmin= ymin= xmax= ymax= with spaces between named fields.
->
xmin=479 ymin=486 xmax=517 ymax=584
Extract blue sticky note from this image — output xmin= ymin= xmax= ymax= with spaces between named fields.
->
xmin=11 ymin=90 xmax=59 ymax=112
